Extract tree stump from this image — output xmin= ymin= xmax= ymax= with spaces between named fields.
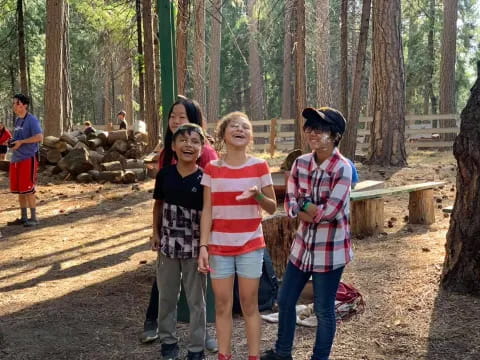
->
xmin=350 ymin=198 xmax=384 ymax=237
xmin=441 ymin=61 xmax=480 ymax=294
xmin=408 ymin=189 xmax=435 ymax=224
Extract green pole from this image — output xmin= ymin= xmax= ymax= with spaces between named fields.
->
xmin=157 ymin=0 xmax=177 ymax=138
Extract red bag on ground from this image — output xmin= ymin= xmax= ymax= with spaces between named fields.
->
xmin=335 ymin=282 xmax=365 ymax=322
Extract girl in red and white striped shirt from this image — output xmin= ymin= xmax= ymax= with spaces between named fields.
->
xmin=198 ymin=112 xmax=276 ymax=360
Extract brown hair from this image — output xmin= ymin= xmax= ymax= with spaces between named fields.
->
xmin=84 ymin=121 xmax=91 ymax=126
xmin=214 ymin=111 xmax=252 ymax=153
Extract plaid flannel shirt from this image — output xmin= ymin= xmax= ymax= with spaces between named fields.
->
xmin=285 ymin=148 xmax=353 ymax=272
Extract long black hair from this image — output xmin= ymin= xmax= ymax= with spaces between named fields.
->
xmin=162 ymin=97 xmax=206 ymax=167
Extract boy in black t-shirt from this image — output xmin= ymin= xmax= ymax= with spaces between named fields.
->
xmin=152 ymin=123 xmax=207 ymax=360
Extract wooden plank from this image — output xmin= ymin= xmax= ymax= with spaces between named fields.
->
xmin=442 ymin=205 xmax=453 ymax=213
xmin=350 ymin=181 xmax=446 ymax=201
xmin=406 ymin=127 xmax=459 ymax=135
xmin=352 ymin=180 xmax=384 ymax=192
xmin=406 ymin=141 xmax=454 ymax=148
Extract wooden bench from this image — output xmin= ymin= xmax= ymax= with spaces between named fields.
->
xmin=352 ymin=180 xmax=384 ymax=192
xmin=350 ymin=181 xmax=446 ymax=237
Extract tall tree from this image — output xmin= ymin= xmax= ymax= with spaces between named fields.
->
xmin=142 ymin=0 xmax=159 ymax=150
xmin=176 ymin=0 xmax=189 ymax=96
xmin=369 ymin=0 xmax=406 ymax=166
xmin=44 ymin=0 xmax=65 ymax=137
xmin=439 ymin=0 xmax=458 ymax=139
xmin=441 ymin=61 xmax=480 ymax=294
xmin=207 ymin=0 xmax=222 ymax=124
xmin=424 ymin=0 xmax=437 ymax=115
xmin=17 ymin=0 xmax=28 ymax=95
xmin=281 ymin=0 xmax=294 ymax=119
xmin=340 ymin=0 xmax=371 ymax=160
xmin=294 ymin=0 xmax=306 ymax=151
xmin=122 ymin=53 xmax=134 ymax=124
xmin=193 ymin=0 xmax=206 ymax=111
xmin=136 ymin=0 xmax=145 ymax=120
xmin=247 ymin=0 xmax=265 ymax=121
xmin=340 ymin=0 xmax=348 ymax=117
xmin=62 ymin=1 xmax=72 ymax=132
xmin=315 ymin=0 xmax=331 ymax=107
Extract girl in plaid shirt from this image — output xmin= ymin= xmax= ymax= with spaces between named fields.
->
xmin=262 ymin=107 xmax=353 ymax=360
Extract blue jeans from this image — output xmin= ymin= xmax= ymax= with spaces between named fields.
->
xmin=275 ymin=262 xmax=344 ymax=360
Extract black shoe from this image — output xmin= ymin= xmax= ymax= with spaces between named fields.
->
xmin=260 ymin=349 xmax=293 ymax=360
xmin=161 ymin=342 xmax=179 ymax=360
xmin=140 ymin=319 xmax=158 ymax=343
xmin=23 ymin=219 xmax=39 ymax=227
xmin=186 ymin=350 xmax=206 ymax=360
xmin=7 ymin=218 xmax=27 ymax=226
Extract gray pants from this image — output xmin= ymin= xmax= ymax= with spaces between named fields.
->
xmin=157 ymin=253 xmax=207 ymax=353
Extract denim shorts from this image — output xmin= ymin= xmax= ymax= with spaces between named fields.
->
xmin=209 ymin=248 xmax=264 ymax=279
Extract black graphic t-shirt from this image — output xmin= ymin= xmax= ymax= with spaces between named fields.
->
xmin=153 ymin=165 xmax=203 ymax=259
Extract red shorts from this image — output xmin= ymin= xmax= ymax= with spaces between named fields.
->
xmin=9 ymin=156 xmax=38 ymax=194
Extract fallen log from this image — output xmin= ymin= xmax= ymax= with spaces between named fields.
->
xmin=107 ymin=130 xmax=128 ymax=145
xmin=60 ymin=133 xmax=79 ymax=147
xmin=43 ymin=136 xmax=61 ymax=149
xmin=57 ymin=147 xmax=94 ymax=175
xmin=129 ymin=167 xmax=146 ymax=181
xmin=122 ymin=170 xmax=137 ymax=183
xmin=101 ymin=161 xmax=123 ymax=171
xmin=125 ymin=159 xmax=144 ymax=169
xmin=46 ymin=149 xmax=62 ymax=164
xmin=101 ymin=151 xmax=126 ymax=167
xmin=110 ymin=139 xmax=128 ymax=153
xmin=87 ymin=138 xmax=103 ymax=149
xmin=77 ymin=172 xmax=93 ymax=183
xmin=0 ymin=160 xmax=9 ymax=172
xmin=98 ymin=170 xmax=124 ymax=183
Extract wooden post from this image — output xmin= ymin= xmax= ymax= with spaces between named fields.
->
xmin=350 ymin=198 xmax=384 ymax=237
xmin=408 ymin=189 xmax=435 ymax=224
xmin=269 ymin=118 xmax=277 ymax=157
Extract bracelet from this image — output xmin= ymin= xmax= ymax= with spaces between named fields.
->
xmin=302 ymin=201 xmax=312 ymax=211
xmin=199 ymin=244 xmax=209 ymax=251
xmin=254 ymin=192 xmax=265 ymax=201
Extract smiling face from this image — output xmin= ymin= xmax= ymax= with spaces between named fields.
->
xmin=172 ymin=130 xmax=203 ymax=164
xmin=305 ymin=127 xmax=335 ymax=157
xmin=223 ymin=116 xmax=252 ymax=149
xmin=168 ymin=104 xmax=189 ymax=133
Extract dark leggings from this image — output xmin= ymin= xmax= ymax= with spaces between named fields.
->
xmin=145 ymin=278 xmax=159 ymax=322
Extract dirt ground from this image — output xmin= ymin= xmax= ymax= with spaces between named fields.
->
xmin=1 ymin=151 xmax=480 ymax=360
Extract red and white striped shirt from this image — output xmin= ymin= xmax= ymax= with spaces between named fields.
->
xmin=201 ymin=157 xmax=273 ymax=256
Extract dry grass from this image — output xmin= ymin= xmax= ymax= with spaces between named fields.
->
xmin=1 ymin=151 xmax=480 ymax=359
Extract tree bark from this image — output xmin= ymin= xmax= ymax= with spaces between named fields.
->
xmin=44 ymin=0 xmax=65 ymax=137
xmin=122 ymin=52 xmax=134 ymax=124
xmin=368 ymin=0 xmax=407 ymax=166
xmin=247 ymin=0 xmax=265 ymax=121
xmin=62 ymin=1 xmax=73 ymax=132
xmin=142 ymin=0 xmax=160 ymax=151
xmin=136 ymin=0 xmax=145 ymax=120
xmin=207 ymin=0 xmax=222 ymax=124
xmin=439 ymin=0 xmax=458 ymax=139
xmin=340 ymin=0 xmax=371 ymax=160
xmin=176 ymin=0 xmax=189 ymax=95
xmin=17 ymin=0 xmax=28 ymax=95
xmin=441 ymin=61 xmax=480 ymax=294
xmin=281 ymin=0 xmax=294 ymax=119
xmin=193 ymin=0 xmax=206 ymax=112
xmin=340 ymin=0 xmax=349 ymax=117
xmin=294 ymin=0 xmax=306 ymax=151
xmin=315 ymin=0 xmax=331 ymax=108
xmin=424 ymin=0 xmax=437 ymax=115
xmin=103 ymin=70 xmax=111 ymax=125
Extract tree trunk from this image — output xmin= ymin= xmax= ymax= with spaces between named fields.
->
xmin=207 ymin=0 xmax=222 ymax=124
xmin=340 ymin=0 xmax=371 ymax=160
xmin=247 ymin=0 xmax=265 ymax=121
xmin=368 ymin=0 xmax=407 ymax=166
xmin=103 ymin=72 xmax=111 ymax=125
xmin=424 ymin=0 xmax=436 ymax=115
xmin=142 ymin=0 xmax=159 ymax=150
xmin=122 ymin=52 xmax=134 ymax=124
xmin=439 ymin=0 xmax=458 ymax=140
xmin=136 ymin=0 xmax=145 ymax=120
xmin=44 ymin=0 xmax=65 ymax=137
xmin=441 ymin=61 xmax=480 ymax=294
xmin=176 ymin=0 xmax=189 ymax=96
xmin=315 ymin=0 xmax=331 ymax=108
xmin=193 ymin=0 xmax=206 ymax=111
xmin=281 ymin=0 xmax=294 ymax=120
xmin=294 ymin=0 xmax=306 ymax=151
xmin=17 ymin=0 xmax=28 ymax=95
xmin=62 ymin=1 xmax=73 ymax=132
xmin=340 ymin=0 xmax=349 ymax=117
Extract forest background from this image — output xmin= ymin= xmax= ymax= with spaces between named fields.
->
xmin=0 ymin=0 xmax=478 ymax=146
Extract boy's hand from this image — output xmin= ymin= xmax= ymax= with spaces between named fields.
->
xmin=197 ymin=246 xmax=210 ymax=274
xmin=298 ymin=211 xmax=314 ymax=223
xmin=151 ymin=233 xmax=161 ymax=251
xmin=304 ymin=202 xmax=318 ymax=218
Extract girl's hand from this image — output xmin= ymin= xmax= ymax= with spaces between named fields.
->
xmin=197 ymin=246 xmax=210 ymax=274
xmin=151 ymin=233 xmax=161 ymax=251
xmin=235 ymin=186 xmax=259 ymax=201
xmin=298 ymin=211 xmax=314 ymax=223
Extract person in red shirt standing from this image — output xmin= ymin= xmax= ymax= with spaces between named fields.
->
xmin=0 ymin=122 xmax=12 ymax=161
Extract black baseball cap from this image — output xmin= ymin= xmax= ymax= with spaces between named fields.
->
xmin=302 ymin=107 xmax=346 ymax=135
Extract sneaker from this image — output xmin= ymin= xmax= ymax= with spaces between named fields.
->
xmin=260 ymin=349 xmax=293 ymax=360
xmin=23 ymin=220 xmax=39 ymax=227
xmin=7 ymin=218 xmax=27 ymax=226
xmin=140 ymin=319 xmax=158 ymax=343
xmin=161 ymin=342 xmax=179 ymax=360
xmin=186 ymin=350 xmax=206 ymax=360
xmin=205 ymin=334 xmax=218 ymax=353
